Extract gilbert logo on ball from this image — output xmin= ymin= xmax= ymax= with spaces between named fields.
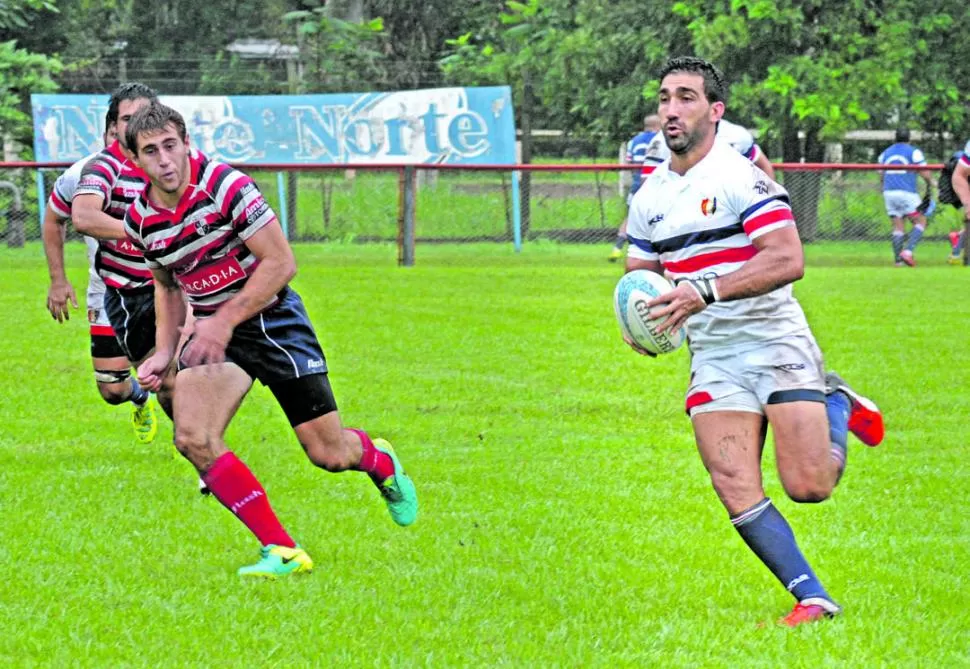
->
xmin=614 ymin=270 xmax=686 ymax=355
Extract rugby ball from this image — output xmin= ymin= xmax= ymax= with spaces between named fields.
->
xmin=614 ymin=270 xmax=686 ymax=355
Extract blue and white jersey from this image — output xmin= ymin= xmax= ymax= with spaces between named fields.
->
xmin=878 ymin=143 xmax=926 ymax=193
xmin=626 ymin=130 xmax=658 ymax=195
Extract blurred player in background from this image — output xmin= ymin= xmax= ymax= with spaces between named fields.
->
xmin=126 ymin=103 xmax=418 ymax=578
xmin=609 ymin=115 xmax=661 ymax=261
xmin=623 ymin=57 xmax=884 ymax=627
xmin=639 ymin=116 xmax=776 ymax=180
xmin=42 ymin=124 xmax=156 ymax=442
xmin=946 ymin=139 xmax=970 ymax=263
xmin=878 ymin=128 xmax=936 ymax=266
xmin=70 ymin=83 xmax=179 ymax=421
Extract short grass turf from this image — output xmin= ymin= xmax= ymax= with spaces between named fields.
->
xmin=1 ymin=241 xmax=968 ymax=667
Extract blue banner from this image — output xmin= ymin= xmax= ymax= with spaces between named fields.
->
xmin=31 ymin=87 xmax=516 ymax=165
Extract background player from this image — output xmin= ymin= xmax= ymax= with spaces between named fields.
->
xmin=609 ymin=115 xmax=661 ymax=261
xmin=42 ymin=125 xmax=156 ymax=442
xmin=126 ymin=103 xmax=418 ymax=578
xmin=71 ymin=82 xmax=177 ymax=419
xmin=623 ymin=57 xmax=884 ymax=627
xmin=947 ymin=139 xmax=970 ymax=263
xmin=878 ymin=127 xmax=936 ymax=266
xmin=639 ymin=116 xmax=776 ymax=180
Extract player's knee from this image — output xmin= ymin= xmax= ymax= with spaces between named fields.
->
xmin=709 ymin=469 xmax=761 ymax=508
xmin=303 ymin=437 xmax=353 ymax=472
xmin=95 ymin=368 xmax=132 ymax=404
xmin=97 ymin=383 xmax=130 ymax=405
xmin=783 ymin=477 xmax=832 ymax=504
xmin=174 ymin=427 xmax=216 ymax=466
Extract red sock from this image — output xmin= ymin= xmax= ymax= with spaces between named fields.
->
xmin=349 ymin=428 xmax=395 ymax=484
xmin=203 ymin=451 xmax=295 ymax=548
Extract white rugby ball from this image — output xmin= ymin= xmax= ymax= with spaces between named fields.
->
xmin=614 ymin=270 xmax=686 ymax=355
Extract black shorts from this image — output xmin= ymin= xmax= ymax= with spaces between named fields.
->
xmin=103 ymin=285 xmax=156 ymax=363
xmin=179 ymin=286 xmax=327 ymax=386
xmin=89 ymin=315 xmax=126 ymax=359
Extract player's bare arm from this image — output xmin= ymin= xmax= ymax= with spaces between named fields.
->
xmin=649 ymin=225 xmax=804 ymax=334
xmin=41 ymin=205 xmax=78 ymax=322
xmin=182 ymin=220 xmax=296 ymax=367
xmin=953 ymin=161 xmax=970 ymax=220
xmin=624 ymin=257 xmax=662 ymax=274
xmin=753 ymin=151 xmax=776 ymax=180
xmin=137 ymin=266 xmax=185 ymax=392
xmin=72 ymin=193 xmax=128 ymax=240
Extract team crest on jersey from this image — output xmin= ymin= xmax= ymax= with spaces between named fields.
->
xmin=700 ymin=197 xmax=718 ymax=216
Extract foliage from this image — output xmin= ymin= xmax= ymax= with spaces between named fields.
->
xmin=0 ymin=39 xmax=60 ymax=149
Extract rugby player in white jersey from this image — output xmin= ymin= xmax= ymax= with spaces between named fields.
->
xmin=623 ymin=57 xmax=884 ymax=627
xmin=42 ymin=125 xmax=156 ymax=442
xmin=125 ymin=102 xmax=417 ymax=578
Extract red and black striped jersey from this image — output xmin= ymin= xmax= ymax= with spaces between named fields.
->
xmin=124 ymin=150 xmax=277 ymax=316
xmin=75 ymin=140 xmax=152 ymax=291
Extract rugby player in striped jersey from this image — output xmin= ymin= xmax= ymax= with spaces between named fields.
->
xmin=125 ymin=102 xmax=417 ymax=578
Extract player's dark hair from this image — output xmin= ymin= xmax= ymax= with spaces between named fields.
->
xmin=106 ymin=82 xmax=158 ymax=126
xmin=658 ymin=57 xmax=727 ymax=104
xmin=895 ymin=127 xmax=910 ymax=143
xmin=126 ymin=102 xmax=187 ymax=155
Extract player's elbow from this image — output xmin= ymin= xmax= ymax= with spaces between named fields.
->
xmin=783 ymin=251 xmax=804 ymax=283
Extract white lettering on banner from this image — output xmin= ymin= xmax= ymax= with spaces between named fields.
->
xmin=33 ymin=88 xmax=514 ymax=163
xmin=289 ymin=99 xmax=493 ymax=163
xmin=177 ymin=257 xmax=246 ymax=297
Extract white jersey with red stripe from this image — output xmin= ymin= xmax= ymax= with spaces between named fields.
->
xmin=47 ymin=152 xmax=107 ymax=309
xmin=626 ymin=140 xmax=810 ymax=350
xmin=640 ymin=119 xmax=762 ymax=179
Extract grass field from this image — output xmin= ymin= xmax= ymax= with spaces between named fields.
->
xmin=2 ymin=241 xmax=969 ymax=667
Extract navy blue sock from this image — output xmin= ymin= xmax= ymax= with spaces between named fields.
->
xmin=891 ymin=231 xmax=904 ymax=260
xmin=129 ymin=378 xmax=150 ymax=405
xmin=826 ymin=390 xmax=850 ymax=483
xmin=731 ymin=498 xmax=831 ymax=602
xmin=905 ymin=224 xmax=925 ymax=252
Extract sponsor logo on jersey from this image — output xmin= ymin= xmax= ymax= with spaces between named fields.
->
xmin=701 ymin=197 xmax=717 ymax=216
xmin=647 ymin=213 xmax=664 ymax=227
xmin=754 ymin=180 xmax=769 ymax=195
xmin=177 ymin=256 xmax=246 ymax=297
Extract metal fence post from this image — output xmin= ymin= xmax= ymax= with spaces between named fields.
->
xmin=398 ymin=165 xmax=416 ymax=267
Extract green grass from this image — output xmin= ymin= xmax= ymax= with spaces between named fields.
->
xmin=2 ymin=241 xmax=969 ymax=666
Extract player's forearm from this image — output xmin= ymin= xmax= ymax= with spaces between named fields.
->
xmin=713 ymin=244 xmax=804 ymax=301
xmin=41 ymin=210 xmax=69 ymax=282
xmin=155 ymin=283 xmax=186 ymax=359
xmin=73 ymin=203 xmax=127 ymax=240
xmin=214 ymin=255 xmax=296 ymax=328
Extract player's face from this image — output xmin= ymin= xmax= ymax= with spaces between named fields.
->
xmin=135 ymin=124 xmax=190 ymax=195
xmin=658 ymin=73 xmax=724 ymax=155
xmin=115 ymin=97 xmax=152 ymax=152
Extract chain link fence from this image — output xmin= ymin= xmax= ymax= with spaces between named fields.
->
xmin=3 ymin=163 xmax=963 ymax=253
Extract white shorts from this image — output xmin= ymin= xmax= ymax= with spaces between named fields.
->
xmin=686 ymin=333 xmax=825 ymax=417
xmin=883 ymin=190 xmax=922 ymax=218
xmin=86 ymin=273 xmax=106 ymax=312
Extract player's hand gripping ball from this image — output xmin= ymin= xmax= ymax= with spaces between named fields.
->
xmin=614 ymin=270 xmax=686 ymax=355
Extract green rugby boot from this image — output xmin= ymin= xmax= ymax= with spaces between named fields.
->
xmin=374 ymin=439 xmax=418 ymax=527
xmin=237 ymin=544 xmax=313 ymax=579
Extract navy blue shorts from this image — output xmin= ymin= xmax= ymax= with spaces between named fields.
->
xmin=103 ymin=285 xmax=156 ymax=363
xmin=180 ymin=286 xmax=328 ymax=386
